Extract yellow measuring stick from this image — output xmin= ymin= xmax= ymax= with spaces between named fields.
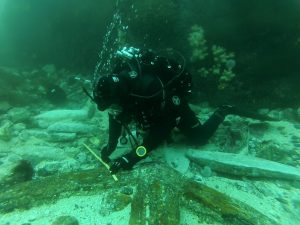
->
xmin=83 ymin=143 xmax=118 ymax=182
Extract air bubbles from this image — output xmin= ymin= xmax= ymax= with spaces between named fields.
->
xmin=93 ymin=5 xmax=127 ymax=87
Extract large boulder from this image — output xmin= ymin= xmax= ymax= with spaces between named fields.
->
xmin=51 ymin=216 xmax=79 ymax=225
xmin=186 ymin=150 xmax=300 ymax=181
xmin=48 ymin=132 xmax=77 ymax=142
xmin=18 ymin=129 xmax=50 ymax=141
xmin=14 ymin=146 xmax=67 ymax=165
xmin=47 ymin=122 xmax=97 ymax=134
xmin=19 ymin=127 xmax=77 ymax=142
xmin=35 ymin=159 xmax=80 ymax=176
xmin=7 ymin=107 xmax=32 ymax=123
xmin=34 ymin=109 xmax=90 ymax=128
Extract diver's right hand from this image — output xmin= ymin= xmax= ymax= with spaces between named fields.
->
xmin=109 ymin=156 xmax=133 ymax=174
xmin=100 ymin=145 xmax=111 ymax=164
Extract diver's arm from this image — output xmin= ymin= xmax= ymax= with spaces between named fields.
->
xmin=100 ymin=112 xmax=123 ymax=162
xmin=107 ymin=112 xmax=122 ymax=151
xmin=109 ymin=118 xmax=174 ymax=173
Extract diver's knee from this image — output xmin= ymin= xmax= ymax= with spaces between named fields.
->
xmin=187 ymin=126 xmax=209 ymax=146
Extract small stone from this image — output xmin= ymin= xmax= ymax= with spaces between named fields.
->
xmin=201 ymin=166 xmax=213 ymax=177
xmin=88 ymin=136 xmax=100 ymax=146
xmin=103 ymin=192 xmax=132 ymax=212
xmin=51 ymin=216 xmax=79 ymax=225
xmin=194 ymin=174 xmax=204 ymax=183
xmin=49 ymin=132 xmax=77 ymax=142
xmin=75 ymin=152 xmax=88 ymax=163
xmin=7 ymin=108 xmax=31 ymax=123
xmin=120 ymin=186 xmax=134 ymax=195
xmin=0 ymin=120 xmax=13 ymax=141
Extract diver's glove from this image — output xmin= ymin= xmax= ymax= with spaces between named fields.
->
xmin=109 ymin=145 xmax=148 ymax=174
xmin=109 ymin=156 xmax=134 ymax=174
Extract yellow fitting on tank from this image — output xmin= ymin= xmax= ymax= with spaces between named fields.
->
xmin=136 ymin=146 xmax=147 ymax=157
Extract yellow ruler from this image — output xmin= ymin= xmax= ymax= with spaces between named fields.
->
xmin=83 ymin=143 xmax=118 ymax=182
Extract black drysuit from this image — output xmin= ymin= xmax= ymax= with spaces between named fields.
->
xmin=100 ymin=56 xmax=225 ymax=169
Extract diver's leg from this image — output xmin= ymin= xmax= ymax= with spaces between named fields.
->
xmin=178 ymin=104 xmax=230 ymax=145
xmin=142 ymin=118 xmax=175 ymax=151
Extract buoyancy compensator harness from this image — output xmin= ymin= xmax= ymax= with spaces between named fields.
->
xmin=83 ymin=46 xmax=190 ymax=108
xmin=83 ymin=47 xmax=191 ymax=157
xmin=115 ymin=46 xmax=191 ymax=102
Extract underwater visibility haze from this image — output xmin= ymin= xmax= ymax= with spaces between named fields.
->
xmin=0 ymin=0 xmax=300 ymax=224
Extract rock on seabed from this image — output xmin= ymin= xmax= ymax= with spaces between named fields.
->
xmin=186 ymin=150 xmax=300 ymax=180
xmin=34 ymin=109 xmax=89 ymax=128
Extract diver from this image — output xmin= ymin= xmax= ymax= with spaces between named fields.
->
xmin=90 ymin=47 xmax=237 ymax=174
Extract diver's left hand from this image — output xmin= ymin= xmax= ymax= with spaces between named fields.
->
xmin=109 ymin=156 xmax=133 ymax=174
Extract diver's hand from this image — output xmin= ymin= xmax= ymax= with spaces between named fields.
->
xmin=109 ymin=156 xmax=133 ymax=174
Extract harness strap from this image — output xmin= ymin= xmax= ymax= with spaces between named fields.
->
xmin=82 ymin=86 xmax=95 ymax=102
xmin=122 ymin=123 xmax=139 ymax=149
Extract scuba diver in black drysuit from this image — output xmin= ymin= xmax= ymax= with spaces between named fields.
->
xmin=90 ymin=47 xmax=239 ymax=174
